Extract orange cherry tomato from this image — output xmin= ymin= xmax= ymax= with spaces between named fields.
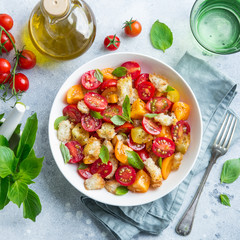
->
xmin=161 ymin=155 xmax=174 ymax=180
xmin=101 ymin=68 xmax=117 ymax=80
xmin=66 ymin=84 xmax=84 ymax=104
xmin=172 ymin=102 xmax=190 ymax=121
xmin=115 ymin=141 xmax=132 ymax=164
xmin=124 ymin=19 xmax=142 ymax=37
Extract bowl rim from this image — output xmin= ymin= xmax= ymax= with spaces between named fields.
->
xmin=48 ymin=52 xmax=203 ymax=206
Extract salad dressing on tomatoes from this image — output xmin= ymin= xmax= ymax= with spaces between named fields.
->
xmin=28 ymin=0 xmax=96 ymax=60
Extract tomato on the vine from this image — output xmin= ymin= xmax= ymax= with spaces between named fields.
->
xmin=0 ymin=14 xmax=13 ymax=31
xmin=104 ymin=35 xmax=120 ymax=51
xmin=0 ymin=58 xmax=11 ymax=74
xmin=123 ymin=18 xmax=142 ymax=37
xmin=0 ymin=72 xmax=10 ymax=84
xmin=1 ymin=31 xmax=15 ymax=53
xmin=18 ymin=50 xmax=36 ymax=70
xmin=10 ymin=73 xmax=29 ymax=92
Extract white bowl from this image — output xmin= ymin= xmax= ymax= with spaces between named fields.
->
xmin=48 ymin=52 xmax=202 ymax=206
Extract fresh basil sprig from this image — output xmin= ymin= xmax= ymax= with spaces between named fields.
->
xmin=54 ymin=116 xmax=68 ymax=130
xmin=112 ymin=67 xmax=127 ymax=77
xmin=220 ymin=158 xmax=240 ymax=183
xmin=126 ymin=151 xmax=144 ymax=169
xmin=90 ymin=110 xmax=103 ymax=119
xmin=116 ymin=186 xmax=128 ymax=196
xmin=219 ymin=194 xmax=231 ymax=207
xmin=99 ymin=145 xmax=109 ymax=164
xmin=0 ymin=113 xmax=44 ymax=221
xmin=94 ymin=69 xmax=103 ymax=82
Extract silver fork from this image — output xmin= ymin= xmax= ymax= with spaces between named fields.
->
xmin=175 ymin=112 xmax=238 ymax=236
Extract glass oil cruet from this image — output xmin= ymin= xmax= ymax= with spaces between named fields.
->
xmin=28 ymin=0 xmax=96 ymax=60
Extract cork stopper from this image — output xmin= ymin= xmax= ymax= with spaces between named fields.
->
xmin=43 ymin=0 xmax=70 ymax=17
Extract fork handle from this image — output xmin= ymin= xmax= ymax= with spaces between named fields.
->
xmin=175 ymin=151 xmax=221 ymax=236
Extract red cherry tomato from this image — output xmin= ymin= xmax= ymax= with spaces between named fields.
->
xmin=115 ymin=165 xmax=136 ymax=186
xmin=124 ymin=19 xmax=142 ymax=37
xmin=84 ymin=92 xmax=108 ymax=112
xmin=90 ymin=159 xmax=113 ymax=178
xmin=0 ymin=58 xmax=11 ymax=74
xmin=102 ymin=105 xmax=123 ymax=123
xmin=127 ymin=135 xmax=145 ymax=151
xmin=146 ymin=97 xmax=173 ymax=113
xmin=104 ymin=35 xmax=120 ymax=51
xmin=78 ymin=167 xmax=92 ymax=180
xmin=81 ymin=114 xmax=102 ymax=132
xmin=10 ymin=73 xmax=29 ymax=92
xmin=152 ymin=137 xmax=175 ymax=158
xmin=1 ymin=31 xmax=15 ymax=53
xmin=134 ymin=73 xmax=149 ymax=89
xmin=137 ymin=149 xmax=150 ymax=162
xmin=18 ymin=50 xmax=36 ymax=70
xmin=0 ymin=14 xmax=13 ymax=31
xmin=115 ymin=122 xmax=134 ymax=134
xmin=63 ymin=104 xmax=81 ymax=123
xmin=142 ymin=116 xmax=162 ymax=135
xmin=0 ymin=72 xmax=10 ymax=84
xmin=80 ymin=70 xmax=101 ymax=90
xmin=137 ymin=81 xmax=155 ymax=101
xmin=121 ymin=61 xmax=141 ymax=80
xmin=100 ymin=79 xmax=117 ymax=91
xmin=65 ymin=141 xmax=84 ymax=163
xmin=171 ymin=120 xmax=190 ymax=141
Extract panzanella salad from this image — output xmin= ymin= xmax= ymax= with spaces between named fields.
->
xmin=55 ymin=61 xmax=191 ymax=195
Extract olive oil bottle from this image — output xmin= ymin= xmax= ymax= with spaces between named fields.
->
xmin=28 ymin=0 xmax=96 ymax=60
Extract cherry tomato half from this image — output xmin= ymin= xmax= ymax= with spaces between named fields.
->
xmin=146 ymin=97 xmax=172 ymax=113
xmin=104 ymin=35 xmax=120 ymax=51
xmin=18 ymin=50 xmax=36 ymax=70
xmin=115 ymin=165 xmax=136 ymax=186
xmin=81 ymin=114 xmax=102 ymax=132
xmin=90 ymin=159 xmax=113 ymax=178
xmin=84 ymin=92 xmax=108 ymax=112
xmin=0 ymin=14 xmax=13 ymax=31
xmin=137 ymin=81 xmax=155 ymax=101
xmin=1 ymin=31 xmax=15 ymax=53
xmin=127 ymin=135 xmax=145 ymax=151
xmin=0 ymin=58 xmax=11 ymax=74
xmin=152 ymin=137 xmax=175 ymax=158
xmin=124 ymin=19 xmax=142 ymax=37
xmin=10 ymin=73 xmax=29 ymax=92
xmin=80 ymin=70 xmax=101 ymax=90
xmin=115 ymin=122 xmax=134 ymax=134
xmin=142 ymin=117 xmax=162 ymax=135
xmin=134 ymin=73 xmax=149 ymax=89
xmin=121 ymin=61 xmax=141 ymax=80
xmin=63 ymin=104 xmax=82 ymax=123
xmin=171 ymin=120 xmax=190 ymax=141
xmin=0 ymin=72 xmax=10 ymax=84
xmin=137 ymin=149 xmax=150 ymax=162
xmin=78 ymin=167 xmax=92 ymax=180
xmin=100 ymin=79 xmax=117 ymax=91
xmin=102 ymin=105 xmax=123 ymax=123
xmin=65 ymin=141 xmax=84 ymax=163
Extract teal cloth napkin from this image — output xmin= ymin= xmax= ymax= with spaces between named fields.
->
xmin=80 ymin=52 xmax=239 ymax=240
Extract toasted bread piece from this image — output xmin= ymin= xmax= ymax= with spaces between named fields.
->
xmin=105 ymin=179 xmax=121 ymax=194
xmin=84 ymin=173 xmax=105 ymax=190
xmin=57 ymin=120 xmax=73 ymax=142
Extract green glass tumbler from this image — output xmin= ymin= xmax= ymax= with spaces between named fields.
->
xmin=190 ymin=0 xmax=240 ymax=54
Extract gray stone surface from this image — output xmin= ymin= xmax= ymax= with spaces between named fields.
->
xmin=0 ymin=0 xmax=240 ymax=239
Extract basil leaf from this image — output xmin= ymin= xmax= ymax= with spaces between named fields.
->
xmin=220 ymin=194 xmax=231 ymax=207
xmin=116 ymin=186 xmax=128 ymax=196
xmin=0 ymin=113 xmax=4 ymax=120
xmin=122 ymin=95 xmax=131 ymax=119
xmin=112 ymin=67 xmax=128 ymax=77
xmin=99 ymin=145 xmax=109 ymax=164
xmin=0 ymin=177 xmax=10 ymax=210
xmin=7 ymin=180 xmax=28 ymax=208
xmin=0 ymin=135 xmax=9 ymax=147
xmin=94 ymin=69 xmax=103 ymax=83
xmin=54 ymin=116 xmax=68 ymax=130
xmin=111 ymin=115 xmax=126 ymax=126
xmin=78 ymin=162 xmax=88 ymax=170
xmin=0 ymin=146 xmax=16 ymax=178
xmin=158 ymin=157 xmax=162 ymax=169
xmin=16 ymin=113 xmax=38 ymax=163
xmin=90 ymin=110 xmax=103 ymax=119
xmin=165 ymin=86 xmax=175 ymax=92
xmin=126 ymin=151 xmax=144 ymax=169
xmin=23 ymin=189 xmax=42 ymax=222
xmin=60 ymin=143 xmax=71 ymax=164
xmin=150 ymin=20 xmax=173 ymax=52
xmin=144 ymin=113 xmax=158 ymax=118
xmin=220 ymin=158 xmax=240 ymax=183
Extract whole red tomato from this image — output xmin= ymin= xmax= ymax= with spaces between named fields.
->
xmin=103 ymin=35 xmax=120 ymax=51
xmin=0 ymin=58 xmax=11 ymax=74
xmin=0 ymin=72 xmax=11 ymax=84
xmin=18 ymin=50 xmax=36 ymax=70
xmin=124 ymin=19 xmax=142 ymax=37
xmin=0 ymin=14 xmax=13 ymax=31
xmin=1 ymin=31 xmax=15 ymax=53
xmin=10 ymin=73 xmax=29 ymax=92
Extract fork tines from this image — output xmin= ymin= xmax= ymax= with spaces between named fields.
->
xmin=214 ymin=112 xmax=238 ymax=150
